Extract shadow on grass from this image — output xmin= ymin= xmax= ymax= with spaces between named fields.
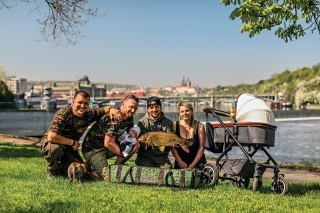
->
xmin=12 ymin=200 xmax=76 ymax=213
xmin=287 ymin=182 xmax=320 ymax=196
xmin=256 ymin=181 xmax=320 ymax=196
xmin=0 ymin=143 xmax=42 ymax=158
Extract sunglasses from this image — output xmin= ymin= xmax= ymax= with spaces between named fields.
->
xmin=124 ymin=95 xmax=139 ymax=103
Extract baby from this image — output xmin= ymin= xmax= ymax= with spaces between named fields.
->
xmin=118 ymin=126 xmax=141 ymax=157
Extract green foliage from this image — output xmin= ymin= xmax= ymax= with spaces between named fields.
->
xmin=300 ymin=158 xmax=320 ymax=167
xmin=0 ymin=65 xmax=8 ymax=81
xmin=213 ymin=64 xmax=320 ymax=106
xmin=1 ymin=144 xmax=320 ymax=212
xmin=221 ymin=0 xmax=320 ymax=42
xmin=0 ymin=79 xmax=14 ymax=102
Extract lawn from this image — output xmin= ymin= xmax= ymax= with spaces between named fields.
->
xmin=1 ymin=143 xmax=320 ymax=213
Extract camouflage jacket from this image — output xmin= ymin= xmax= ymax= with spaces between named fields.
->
xmin=82 ymin=113 xmax=134 ymax=152
xmin=43 ymin=106 xmax=105 ymax=141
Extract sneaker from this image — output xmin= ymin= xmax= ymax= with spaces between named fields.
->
xmin=122 ymin=151 xmax=128 ymax=158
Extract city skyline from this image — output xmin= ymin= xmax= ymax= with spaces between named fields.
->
xmin=0 ymin=1 xmax=319 ymax=88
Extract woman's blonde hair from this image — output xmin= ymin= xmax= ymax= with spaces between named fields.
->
xmin=178 ymin=100 xmax=198 ymax=136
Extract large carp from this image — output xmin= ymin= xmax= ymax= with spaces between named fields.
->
xmin=137 ymin=131 xmax=193 ymax=153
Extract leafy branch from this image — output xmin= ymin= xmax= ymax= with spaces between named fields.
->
xmin=1 ymin=0 xmax=104 ymax=46
xmin=221 ymin=0 xmax=320 ymax=42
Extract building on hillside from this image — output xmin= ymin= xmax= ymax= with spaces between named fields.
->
xmin=107 ymin=87 xmax=128 ymax=95
xmin=148 ymin=87 xmax=161 ymax=96
xmin=173 ymin=85 xmax=196 ymax=94
xmin=6 ymin=77 xmax=28 ymax=95
xmin=162 ymin=86 xmax=173 ymax=92
xmin=106 ymin=91 xmax=146 ymax=98
xmin=130 ymin=85 xmax=149 ymax=94
xmin=170 ymin=76 xmax=198 ymax=95
xmin=106 ymin=85 xmax=148 ymax=98
xmin=181 ymin=76 xmax=191 ymax=87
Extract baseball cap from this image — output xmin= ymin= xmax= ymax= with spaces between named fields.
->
xmin=147 ymin=96 xmax=162 ymax=108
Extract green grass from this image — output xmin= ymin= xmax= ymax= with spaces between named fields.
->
xmin=1 ymin=144 xmax=320 ymax=213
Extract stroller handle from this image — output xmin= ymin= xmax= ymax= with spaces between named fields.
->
xmin=203 ymin=108 xmax=231 ymax=117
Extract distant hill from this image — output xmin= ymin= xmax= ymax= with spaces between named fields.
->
xmin=212 ymin=63 xmax=320 ymax=107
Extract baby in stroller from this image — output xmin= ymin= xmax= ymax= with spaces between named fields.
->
xmin=118 ymin=126 xmax=141 ymax=157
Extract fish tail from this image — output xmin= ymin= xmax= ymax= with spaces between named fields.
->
xmin=181 ymin=145 xmax=189 ymax=153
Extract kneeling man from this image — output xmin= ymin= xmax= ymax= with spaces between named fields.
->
xmin=82 ymin=95 xmax=140 ymax=180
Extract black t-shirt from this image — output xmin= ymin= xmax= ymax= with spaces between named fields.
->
xmin=174 ymin=121 xmax=206 ymax=169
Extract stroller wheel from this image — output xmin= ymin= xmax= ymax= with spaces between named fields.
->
xmin=229 ymin=176 xmax=250 ymax=188
xmin=252 ymin=177 xmax=262 ymax=192
xmin=201 ymin=163 xmax=219 ymax=186
xmin=271 ymin=176 xmax=289 ymax=195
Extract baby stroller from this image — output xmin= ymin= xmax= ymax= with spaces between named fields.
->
xmin=201 ymin=93 xmax=288 ymax=195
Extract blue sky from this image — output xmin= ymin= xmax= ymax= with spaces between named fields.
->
xmin=0 ymin=1 xmax=319 ymax=88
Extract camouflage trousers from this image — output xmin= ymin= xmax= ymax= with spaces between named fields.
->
xmin=40 ymin=138 xmax=83 ymax=176
xmin=82 ymin=148 xmax=116 ymax=179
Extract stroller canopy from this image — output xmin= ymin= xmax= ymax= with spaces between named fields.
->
xmin=234 ymin=93 xmax=276 ymax=126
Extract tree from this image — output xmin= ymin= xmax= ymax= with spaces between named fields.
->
xmin=0 ymin=79 xmax=14 ymax=102
xmin=1 ymin=0 xmax=103 ymax=46
xmin=0 ymin=65 xmax=9 ymax=81
xmin=221 ymin=0 xmax=320 ymax=42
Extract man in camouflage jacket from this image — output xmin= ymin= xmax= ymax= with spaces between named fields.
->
xmin=40 ymin=91 xmax=122 ymax=179
xmin=82 ymin=95 xmax=140 ymax=180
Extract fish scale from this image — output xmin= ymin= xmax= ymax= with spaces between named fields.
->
xmin=138 ymin=131 xmax=193 ymax=153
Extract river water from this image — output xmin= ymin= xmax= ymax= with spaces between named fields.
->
xmin=204 ymin=119 xmax=320 ymax=164
xmin=138 ymin=104 xmax=320 ymax=164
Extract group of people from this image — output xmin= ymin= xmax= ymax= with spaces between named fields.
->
xmin=40 ymin=91 xmax=207 ymax=180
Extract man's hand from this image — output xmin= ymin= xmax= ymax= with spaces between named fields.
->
xmin=130 ymin=143 xmax=140 ymax=154
xmin=109 ymin=108 xmax=123 ymax=121
xmin=170 ymin=142 xmax=176 ymax=147
xmin=72 ymin=141 xmax=81 ymax=151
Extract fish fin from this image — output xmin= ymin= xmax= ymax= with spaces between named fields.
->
xmin=181 ymin=145 xmax=189 ymax=153
xmin=159 ymin=146 xmax=165 ymax=152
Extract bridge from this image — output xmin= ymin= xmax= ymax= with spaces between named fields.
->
xmin=93 ymin=94 xmax=276 ymax=103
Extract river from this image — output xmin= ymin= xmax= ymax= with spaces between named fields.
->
xmin=204 ymin=119 xmax=320 ymax=164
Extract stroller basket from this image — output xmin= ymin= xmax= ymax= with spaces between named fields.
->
xmin=212 ymin=122 xmax=276 ymax=147
xmin=220 ymin=158 xmax=255 ymax=178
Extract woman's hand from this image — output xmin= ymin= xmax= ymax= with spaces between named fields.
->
xmin=188 ymin=163 xmax=196 ymax=169
xmin=178 ymin=161 xmax=187 ymax=169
